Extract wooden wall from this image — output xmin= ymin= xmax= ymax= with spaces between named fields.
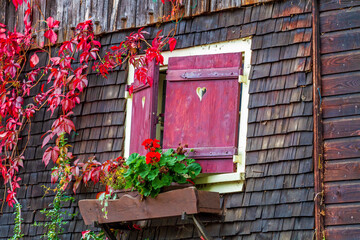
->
xmin=0 ymin=0 xmax=271 ymax=44
xmin=0 ymin=0 xmax=317 ymax=238
xmin=320 ymin=1 xmax=360 ymax=239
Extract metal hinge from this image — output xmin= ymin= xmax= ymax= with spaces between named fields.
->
xmin=239 ymin=75 xmax=248 ymax=85
xmin=233 ymin=154 xmax=242 ymax=163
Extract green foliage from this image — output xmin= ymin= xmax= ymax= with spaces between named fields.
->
xmin=81 ymin=230 xmax=107 ymax=240
xmin=34 ymin=134 xmax=77 ymax=239
xmin=34 ymin=191 xmax=76 ymax=240
xmin=10 ymin=203 xmax=24 ymax=240
xmin=123 ymin=148 xmax=201 ymax=198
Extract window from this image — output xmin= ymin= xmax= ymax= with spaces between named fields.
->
xmin=124 ymin=39 xmax=251 ymax=193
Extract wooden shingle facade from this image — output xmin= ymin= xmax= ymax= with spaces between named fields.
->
xmin=0 ymin=0 xmax=360 ymax=239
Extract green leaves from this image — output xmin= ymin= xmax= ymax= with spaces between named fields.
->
xmin=123 ymin=147 xmax=202 ymax=198
xmin=147 ymin=169 xmax=159 ymax=181
xmin=174 ymin=163 xmax=187 ymax=174
xmin=187 ymin=163 xmax=202 ymax=178
xmin=126 ymin=153 xmax=140 ymax=165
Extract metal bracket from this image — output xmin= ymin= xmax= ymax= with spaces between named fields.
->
xmin=239 ymin=75 xmax=248 ymax=85
xmin=99 ymin=223 xmax=117 ymax=240
xmin=180 ymin=213 xmax=213 ymax=240
xmin=191 ymin=215 xmax=213 ymax=240
xmin=233 ymin=154 xmax=242 ymax=163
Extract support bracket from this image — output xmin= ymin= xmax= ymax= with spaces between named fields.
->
xmin=180 ymin=212 xmax=213 ymax=240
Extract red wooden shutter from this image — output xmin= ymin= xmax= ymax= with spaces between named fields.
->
xmin=163 ymin=53 xmax=242 ymax=173
xmin=129 ymin=60 xmax=159 ymax=155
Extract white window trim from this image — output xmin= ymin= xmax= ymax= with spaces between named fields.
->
xmin=124 ymin=38 xmax=251 ymax=193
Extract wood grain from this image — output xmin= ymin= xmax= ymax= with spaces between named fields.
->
xmin=79 ymin=187 xmax=220 ymax=225
xmin=320 ymin=0 xmax=360 ymax=12
xmin=324 ymin=138 xmax=360 ymax=160
xmin=166 ymin=67 xmax=240 ymax=81
xmin=325 ymin=226 xmax=360 ymax=240
xmin=321 ymin=50 xmax=360 ymax=75
xmin=325 ymin=159 xmax=360 ymax=182
xmin=193 ymin=0 xmax=210 ymax=16
xmin=164 ymin=53 xmax=242 ymax=173
xmin=322 ymin=71 xmax=360 ymax=97
xmin=320 ymin=7 xmax=360 ymax=33
xmin=322 ymin=94 xmax=360 ymax=119
xmin=325 ymin=203 xmax=360 ymax=225
xmin=242 ymin=0 xmax=273 ymax=6
xmin=129 ymin=61 xmax=159 ymax=156
xmin=321 ymin=29 xmax=360 ymax=54
xmin=325 ymin=182 xmax=360 ymax=204
xmin=5 ymin=0 xmax=256 ymax=43
xmin=323 ymin=117 xmax=360 ymax=139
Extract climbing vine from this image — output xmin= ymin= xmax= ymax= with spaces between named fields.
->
xmin=0 ymin=0 xmax=182 ymax=238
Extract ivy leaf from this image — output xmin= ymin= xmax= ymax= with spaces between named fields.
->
xmin=30 ymin=53 xmax=39 ymax=68
xmin=42 ymin=146 xmax=59 ymax=166
xmin=44 ymin=29 xmax=58 ymax=44
xmin=12 ymin=0 xmax=23 ymax=11
xmin=96 ymin=191 xmax=106 ymax=200
xmin=168 ymin=37 xmax=176 ymax=52
xmin=73 ymin=177 xmax=82 ymax=193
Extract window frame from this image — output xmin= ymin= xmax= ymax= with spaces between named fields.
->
xmin=124 ymin=38 xmax=252 ymax=193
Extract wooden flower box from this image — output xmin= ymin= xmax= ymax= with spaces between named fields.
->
xmin=79 ymin=187 xmax=221 ymax=225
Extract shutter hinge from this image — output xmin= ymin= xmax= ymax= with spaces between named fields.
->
xmin=239 ymin=75 xmax=248 ymax=85
xmin=233 ymin=154 xmax=242 ymax=163
xmin=233 ymin=153 xmax=245 ymax=173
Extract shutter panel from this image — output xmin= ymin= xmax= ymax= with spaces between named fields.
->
xmin=163 ymin=53 xmax=242 ymax=173
xmin=129 ymin=60 xmax=159 ymax=155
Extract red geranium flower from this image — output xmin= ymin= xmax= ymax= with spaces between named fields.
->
xmin=153 ymin=139 xmax=160 ymax=149
xmin=145 ymin=152 xmax=161 ymax=164
xmin=142 ymin=139 xmax=161 ymax=151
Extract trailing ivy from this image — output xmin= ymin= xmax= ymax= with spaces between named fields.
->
xmin=34 ymin=134 xmax=76 ymax=239
xmin=11 ymin=203 xmax=24 ymax=240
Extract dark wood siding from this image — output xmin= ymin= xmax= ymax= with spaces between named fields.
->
xmin=0 ymin=0 xmax=246 ymax=44
xmin=0 ymin=0 xmax=316 ymax=239
xmin=320 ymin=1 xmax=360 ymax=239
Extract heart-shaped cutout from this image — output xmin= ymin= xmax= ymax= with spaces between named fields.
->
xmin=142 ymin=96 xmax=146 ymax=109
xmin=196 ymin=87 xmax=207 ymax=101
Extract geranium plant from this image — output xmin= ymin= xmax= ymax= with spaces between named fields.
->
xmin=124 ymin=139 xmax=202 ymax=197
xmin=72 ymin=139 xmax=202 ymax=198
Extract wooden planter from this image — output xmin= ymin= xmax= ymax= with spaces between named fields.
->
xmin=79 ymin=187 xmax=221 ymax=225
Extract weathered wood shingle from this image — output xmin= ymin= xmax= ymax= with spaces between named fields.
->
xmin=0 ymin=0 xmax=317 ymax=239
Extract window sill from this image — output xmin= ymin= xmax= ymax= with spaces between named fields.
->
xmin=195 ymin=172 xmax=245 ymax=194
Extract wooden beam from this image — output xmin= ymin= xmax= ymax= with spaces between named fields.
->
xmin=325 ymin=204 xmax=360 ymax=226
xmin=312 ymin=0 xmax=325 ymax=239
xmin=325 ymin=182 xmax=360 ymax=204
xmin=324 ymin=159 xmax=360 ymax=182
